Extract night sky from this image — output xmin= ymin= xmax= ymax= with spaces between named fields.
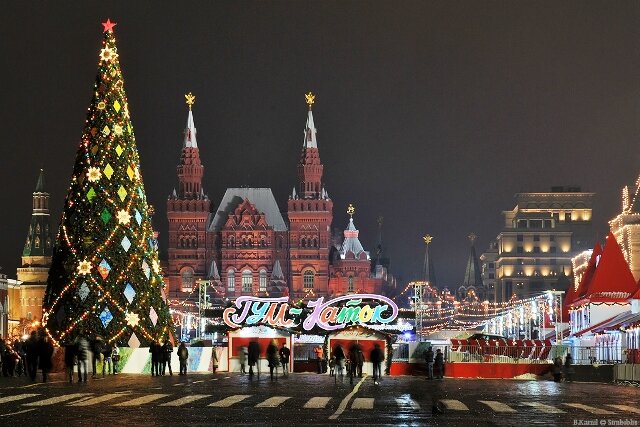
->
xmin=2 ymin=2 xmax=639 ymax=288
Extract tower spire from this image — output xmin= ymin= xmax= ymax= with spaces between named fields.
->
xmin=297 ymin=92 xmax=323 ymax=198
xmin=422 ymin=234 xmax=436 ymax=285
xmin=176 ymin=92 xmax=204 ymax=198
xmin=462 ymin=233 xmax=482 ymax=287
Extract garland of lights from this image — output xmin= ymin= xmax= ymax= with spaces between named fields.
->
xmin=41 ymin=20 xmax=173 ymax=347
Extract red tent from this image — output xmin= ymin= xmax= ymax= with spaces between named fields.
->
xmin=575 ymin=233 xmax=636 ymax=305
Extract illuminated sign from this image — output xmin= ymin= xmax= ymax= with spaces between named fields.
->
xmin=223 ymin=294 xmax=398 ymax=331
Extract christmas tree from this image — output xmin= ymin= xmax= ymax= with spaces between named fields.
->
xmin=42 ymin=19 xmax=173 ymax=347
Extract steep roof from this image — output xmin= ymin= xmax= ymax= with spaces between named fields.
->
xmin=571 ymin=242 xmax=602 ymax=305
xmin=184 ymin=109 xmax=197 ymax=148
xmin=462 ymin=244 xmax=482 ymax=287
xmin=340 ymin=218 xmax=369 ymax=260
xmin=303 ymin=109 xmax=317 ymax=149
xmin=579 ymin=233 xmax=637 ymax=304
xmin=35 ymin=168 xmax=45 ymax=193
xmin=208 ymin=188 xmax=287 ymax=232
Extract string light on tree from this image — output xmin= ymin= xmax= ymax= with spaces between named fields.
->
xmin=41 ymin=19 xmax=173 ymax=346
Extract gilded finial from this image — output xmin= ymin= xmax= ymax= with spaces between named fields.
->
xmin=468 ymin=233 xmax=477 ymax=244
xmin=305 ymin=92 xmax=315 ymax=110
xmin=185 ymin=92 xmax=196 ymax=110
xmin=423 ymin=234 xmax=433 ymax=245
xmin=347 ymin=204 xmax=355 ymax=218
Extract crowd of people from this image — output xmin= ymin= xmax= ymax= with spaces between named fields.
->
xmin=0 ymin=331 xmax=54 ymax=382
xmin=324 ymin=342 xmax=386 ymax=384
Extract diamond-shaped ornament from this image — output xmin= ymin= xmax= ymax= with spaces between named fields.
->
xmin=127 ymin=166 xmax=134 ymax=180
xmin=99 ymin=307 xmax=113 ymax=328
xmin=121 ymin=236 xmax=131 ymax=252
xmin=100 ymin=208 xmax=112 ymax=224
xmin=104 ymin=164 xmax=114 ymax=179
xmin=149 ymin=307 xmax=158 ymax=326
xmin=87 ymin=187 xmax=96 ymax=201
xmin=91 ymin=144 xmax=99 ymax=155
xmin=128 ymin=332 xmax=140 ymax=349
xmin=118 ymin=186 xmax=127 ymax=201
xmin=137 ymin=187 xmax=144 ymax=200
xmin=113 ymin=100 xmax=121 ymax=112
xmin=134 ymin=209 xmax=142 ymax=225
xmin=124 ymin=283 xmax=136 ymax=304
xmin=77 ymin=281 xmax=90 ymax=301
xmin=115 ymin=145 xmax=123 ymax=156
xmin=56 ymin=306 xmax=66 ymax=326
xmin=102 ymin=125 xmax=110 ymax=136
xmin=98 ymin=259 xmax=111 ymax=280
xmin=142 ymin=259 xmax=151 ymax=279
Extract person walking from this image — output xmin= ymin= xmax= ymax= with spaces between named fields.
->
xmin=552 ymin=357 xmax=563 ymax=382
xmin=177 ymin=342 xmax=189 ymax=375
xmin=24 ymin=331 xmax=39 ymax=381
xmin=248 ymin=341 xmax=260 ymax=378
xmin=162 ymin=339 xmax=173 ymax=376
xmin=370 ymin=343 xmax=384 ymax=384
xmin=102 ymin=341 xmax=113 ymax=376
xmin=279 ymin=343 xmax=290 ymax=376
xmin=91 ymin=336 xmax=104 ymax=379
xmin=75 ymin=333 xmax=89 ymax=382
xmin=38 ymin=335 xmax=54 ymax=383
xmin=238 ymin=346 xmax=248 ymax=374
xmin=212 ymin=347 xmax=219 ymax=374
xmin=424 ymin=347 xmax=434 ymax=380
xmin=266 ymin=340 xmax=279 ymax=380
xmin=564 ymin=354 xmax=574 ymax=382
xmin=111 ymin=344 xmax=120 ymax=375
xmin=64 ymin=342 xmax=77 ymax=383
xmin=355 ymin=346 xmax=364 ymax=378
xmin=434 ymin=349 xmax=444 ymax=380
xmin=150 ymin=341 xmax=161 ymax=376
xmin=313 ymin=345 xmax=324 ymax=374
xmin=333 ymin=345 xmax=346 ymax=378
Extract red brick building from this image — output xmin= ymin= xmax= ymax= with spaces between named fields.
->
xmin=164 ymin=95 xmax=387 ymax=304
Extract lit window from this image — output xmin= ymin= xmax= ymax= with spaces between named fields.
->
xmin=181 ymin=267 xmax=194 ymax=290
xmin=227 ymin=269 xmax=235 ymax=291
xmin=259 ymin=270 xmax=267 ymax=291
xmin=242 ymin=270 xmax=252 ymax=292
xmin=303 ymin=270 xmax=315 ymax=289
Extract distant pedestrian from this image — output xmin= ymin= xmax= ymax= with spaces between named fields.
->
xmin=38 ymin=335 xmax=54 ymax=383
xmin=150 ymin=341 xmax=161 ymax=376
xmin=111 ymin=344 xmax=120 ymax=375
xmin=64 ymin=342 xmax=77 ymax=383
xmin=329 ymin=356 xmax=336 ymax=377
xmin=313 ymin=345 xmax=324 ymax=374
xmin=24 ymin=332 xmax=38 ymax=381
xmin=162 ymin=339 xmax=173 ymax=376
xmin=102 ymin=341 xmax=113 ymax=376
xmin=75 ymin=333 xmax=89 ymax=382
xmin=248 ymin=341 xmax=260 ymax=378
xmin=267 ymin=340 xmax=279 ymax=380
xmin=434 ymin=349 xmax=444 ymax=380
xmin=564 ymin=354 xmax=574 ymax=382
xmin=355 ymin=347 xmax=364 ymax=378
xmin=370 ymin=343 xmax=384 ymax=384
xmin=334 ymin=345 xmax=346 ymax=378
xmin=91 ymin=336 xmax=104 ymax=378
xmin=212 ymin=347 xmax=219 ymax=373
xmin=552 ymin=357 xmax=563 ymax=382
xmin=238 ymin=346 xmax=248 ymax=374
xmin=279 ymin=343 xmax=290 ymax=375
xmin=424 ymin=347 xmax=434 ymax=379
xmin=178 ymin=342 xmax=189 ymax=375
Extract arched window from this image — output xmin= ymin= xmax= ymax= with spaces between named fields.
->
xmin=303 ymin=270 xmax=315 ymax=289
xmin=301 ymin=238 xmax=306 ymax=248
xmin=227 ymin=269 xmax=236 ymax=291
xmin=348 ymin=276 xmax=354 ymax=292
xmin=228 ymin=236 xmax=235 ymax=248
xmin=34 ymin=237 xmax=40 ymax=248
xmin=312 ymin=238 xmax=318 ymax=248
xmin=242 ymin=270 xmax=253 ymax=292
xmin=181 ymin=267 xmax=194 ymax=290
xmin=259 ymin=269 xmax=267 ymax=291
